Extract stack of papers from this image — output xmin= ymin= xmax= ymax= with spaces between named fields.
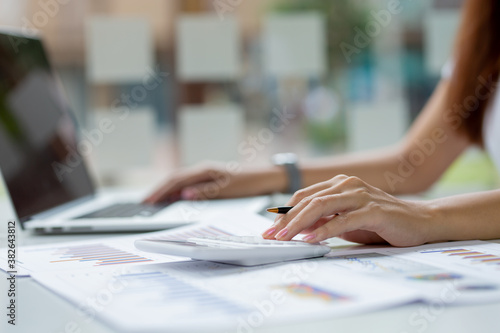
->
xmin=2 ymin=213 xmax=500 ymax=332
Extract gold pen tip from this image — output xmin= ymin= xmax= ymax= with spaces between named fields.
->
xmin=266 ymin=208 xmax=279 ymax=213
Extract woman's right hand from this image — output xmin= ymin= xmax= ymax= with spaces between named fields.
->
xmin=143 ymin=162 xmax=288 ymax=204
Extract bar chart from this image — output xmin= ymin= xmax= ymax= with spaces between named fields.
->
xmin=50 ymin=243 xmax=154 ymax=266
xmin=420 ymin=248 xmax=500 ymax=266
xmin=279 ymin=283 xmax=351 ymax=302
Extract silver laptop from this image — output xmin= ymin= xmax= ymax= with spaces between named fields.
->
xmin=0 ymin=29 xmax=269 ymax=234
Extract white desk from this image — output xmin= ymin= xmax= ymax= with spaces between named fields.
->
xmin=1 ymin=200 xmax=499 ymax=333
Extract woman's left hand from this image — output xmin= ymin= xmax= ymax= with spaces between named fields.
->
xmin=262 ymin=174 xmax=435 ymax=247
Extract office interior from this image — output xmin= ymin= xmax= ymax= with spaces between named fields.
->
xmin=1 ymin=0 xmax=496 ymax=196
xmin=1 ymin=0 xmax=499 ymax=333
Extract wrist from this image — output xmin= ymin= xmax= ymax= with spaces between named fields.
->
xmin=262 ymin=165 xmax=289 ymax=194
xmin=420 ymin=199 xmax=446 ymax=244
xmin=245 ymin=165 xmax=288 ymax=195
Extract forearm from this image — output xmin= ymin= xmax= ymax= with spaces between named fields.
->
xmin=426 ymin=189 xmax=500 ymax=242
xmin=268 ymin=143 xmax=449 ymax=196
xmin=299 ymin=80 xmax=468 ymax=195
xmin=300 ymin=146 xmax=403 ymax=193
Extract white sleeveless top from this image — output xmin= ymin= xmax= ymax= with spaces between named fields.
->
xmin=441 ymin=62 xmax=500 ymax=172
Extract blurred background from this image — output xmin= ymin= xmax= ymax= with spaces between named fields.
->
xmin=0 ymin=0 xmax=497 ymax=198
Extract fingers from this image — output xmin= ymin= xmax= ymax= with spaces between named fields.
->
xmin=262 ymin=175 xmax=374 ymax=241
xmin=143 ymin=165 xmax=216 ymax=203
xmin=273 ymin=174 xmax=355 ymax=221
xmin=270 ymin=187 xmax=339 ymax=236
xmin=284 ymin=179 xmax=341 ymax=207
xmin=301 ymin=209 xmax=370 ymax=242
xmin=275 ymin=193 xmax=361 ymax=241
xmin=299 ymin=215 xmax=337 ymax=234
xmin=337 ymin=230 xmax=387 ymax=244
xmin=269 ymin=174 xmax=349 ymax=228
xmin=264 ymin=175 xmax=362 ymax=238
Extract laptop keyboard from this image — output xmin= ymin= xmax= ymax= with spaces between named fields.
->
xmin=76 ymin=203 xmax=165 ymax=219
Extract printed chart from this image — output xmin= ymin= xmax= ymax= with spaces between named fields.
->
xmin=327 ymin=242 xmax=500 ymax=304
xmin=49 ymin=243 xmax=154 ymax=267
xmin=0 ymin=213 xmax=274 ymax=274
xmin=278 ymin=283 xmax=351 ymax=302
xmin=32 ymin=260 xmax=418 ymax=332
xmin=395 ymin=241 xmax=500 ymax=278
xmin=420 ymin=247 xmax=500 ymax=268
xmin=328 ymin=253 xmax=436 ymax=274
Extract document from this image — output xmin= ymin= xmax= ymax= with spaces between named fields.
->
xmin=5 ymin=211 xmax=500 ymax=332
xmin=32 ymin=259 xmax=419 ymax=332
xmin=0 ymin=213 xmax=275 ymax=275
xmin=326 ymin=240 xmax=500 ymax=304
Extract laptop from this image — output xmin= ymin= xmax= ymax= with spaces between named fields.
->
xmin=0 ymin=28 xmax=269 ymax=234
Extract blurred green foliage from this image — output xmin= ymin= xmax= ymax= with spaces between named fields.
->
xmin=270 ymin=0 xmax=374 ymax=68
xmin=439 ymin=150 xmax=499 ymax=187
xmin=304 ymin=115 xmax=346 ymax=150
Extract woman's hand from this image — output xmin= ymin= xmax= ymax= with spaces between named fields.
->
xmin=144 ymin=162 xmax=287 ymax=204
xmin=262 ymin=174 xmax=435 ymax=247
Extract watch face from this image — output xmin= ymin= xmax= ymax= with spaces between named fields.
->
xmin=272 ymin=153 xmax=298 ymax=165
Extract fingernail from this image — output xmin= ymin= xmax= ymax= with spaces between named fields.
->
xmin=262 ymin=227 xmax=276 ymax=237
xmin=302 ymin=234 xmax=316 ymax=242
xmin=275 ymin=228 xmax=288 ymax=239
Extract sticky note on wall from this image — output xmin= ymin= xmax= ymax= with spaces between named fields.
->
xmin=178 ymin=105 xmax=244 ymax=166
xmin=86 ymin=16 xmax=154 ymax=84
xmin=347 ymin=100 xmax=408 ymax=152
xmin=424 ymin=9 xmax=460 ymax=75
xmin=263 ymin=13 xmax=327 ymax=78
xmin=176 ymin=15 xmax=241 ymax=81
xmin=88 ymin=107 xmax=156 ymax=172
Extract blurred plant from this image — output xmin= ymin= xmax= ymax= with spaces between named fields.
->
xmin=302 ymin=86 xmax=346 ymax=149
xmin=269 ymin=0 xmax=376 ymax=150
xmin=270 ymin=0 xmax=374 ymax=69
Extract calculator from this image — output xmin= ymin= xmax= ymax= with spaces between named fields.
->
xmin=135 ymin=236 xmax=331 ymax=266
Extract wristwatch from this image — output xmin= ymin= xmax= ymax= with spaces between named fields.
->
xmin=272 ymin=153 xmax=302 ymax=193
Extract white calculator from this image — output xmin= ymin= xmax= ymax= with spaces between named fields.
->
xmin=135 ymin=236 xmax=331 ymax=266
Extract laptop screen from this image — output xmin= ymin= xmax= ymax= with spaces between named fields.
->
xmin=0 ymin=31 xmax=94 ymax=223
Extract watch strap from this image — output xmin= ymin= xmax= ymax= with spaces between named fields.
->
xmin=282 ymin=161 xmax=302 ymax=193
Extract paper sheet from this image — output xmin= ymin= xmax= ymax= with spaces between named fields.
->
xmin=326 ymin=241 xmax=500 ymax=304
xmin=0 ymin=213 xmax=274 ymax=275
xmin=5 ymin=212 xmax=500 ymax=331
xmin=32 ymin=260 xmax=418 ymax=332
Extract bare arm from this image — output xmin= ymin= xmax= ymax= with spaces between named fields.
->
xmin=262 ymin=174 xmax=500 ymax=246
xmin=146 ymin=79 xmax=470 ymax=202
xmin=428 ymin=189 xmax=500 ymax=242
xmin=299 ymin=80 xmax=470 ymax=194
xmin=259 ymin=80 xmax=500 ymax=245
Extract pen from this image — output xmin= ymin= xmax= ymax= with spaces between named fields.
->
xmin=267 ymin=206 xmax=341 ymax=216
xmin=266 ymin=206 xmax=293 ymax=214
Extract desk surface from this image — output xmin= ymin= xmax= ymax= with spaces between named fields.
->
xmin=1 ymin=200 xmax=500 ymax=333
